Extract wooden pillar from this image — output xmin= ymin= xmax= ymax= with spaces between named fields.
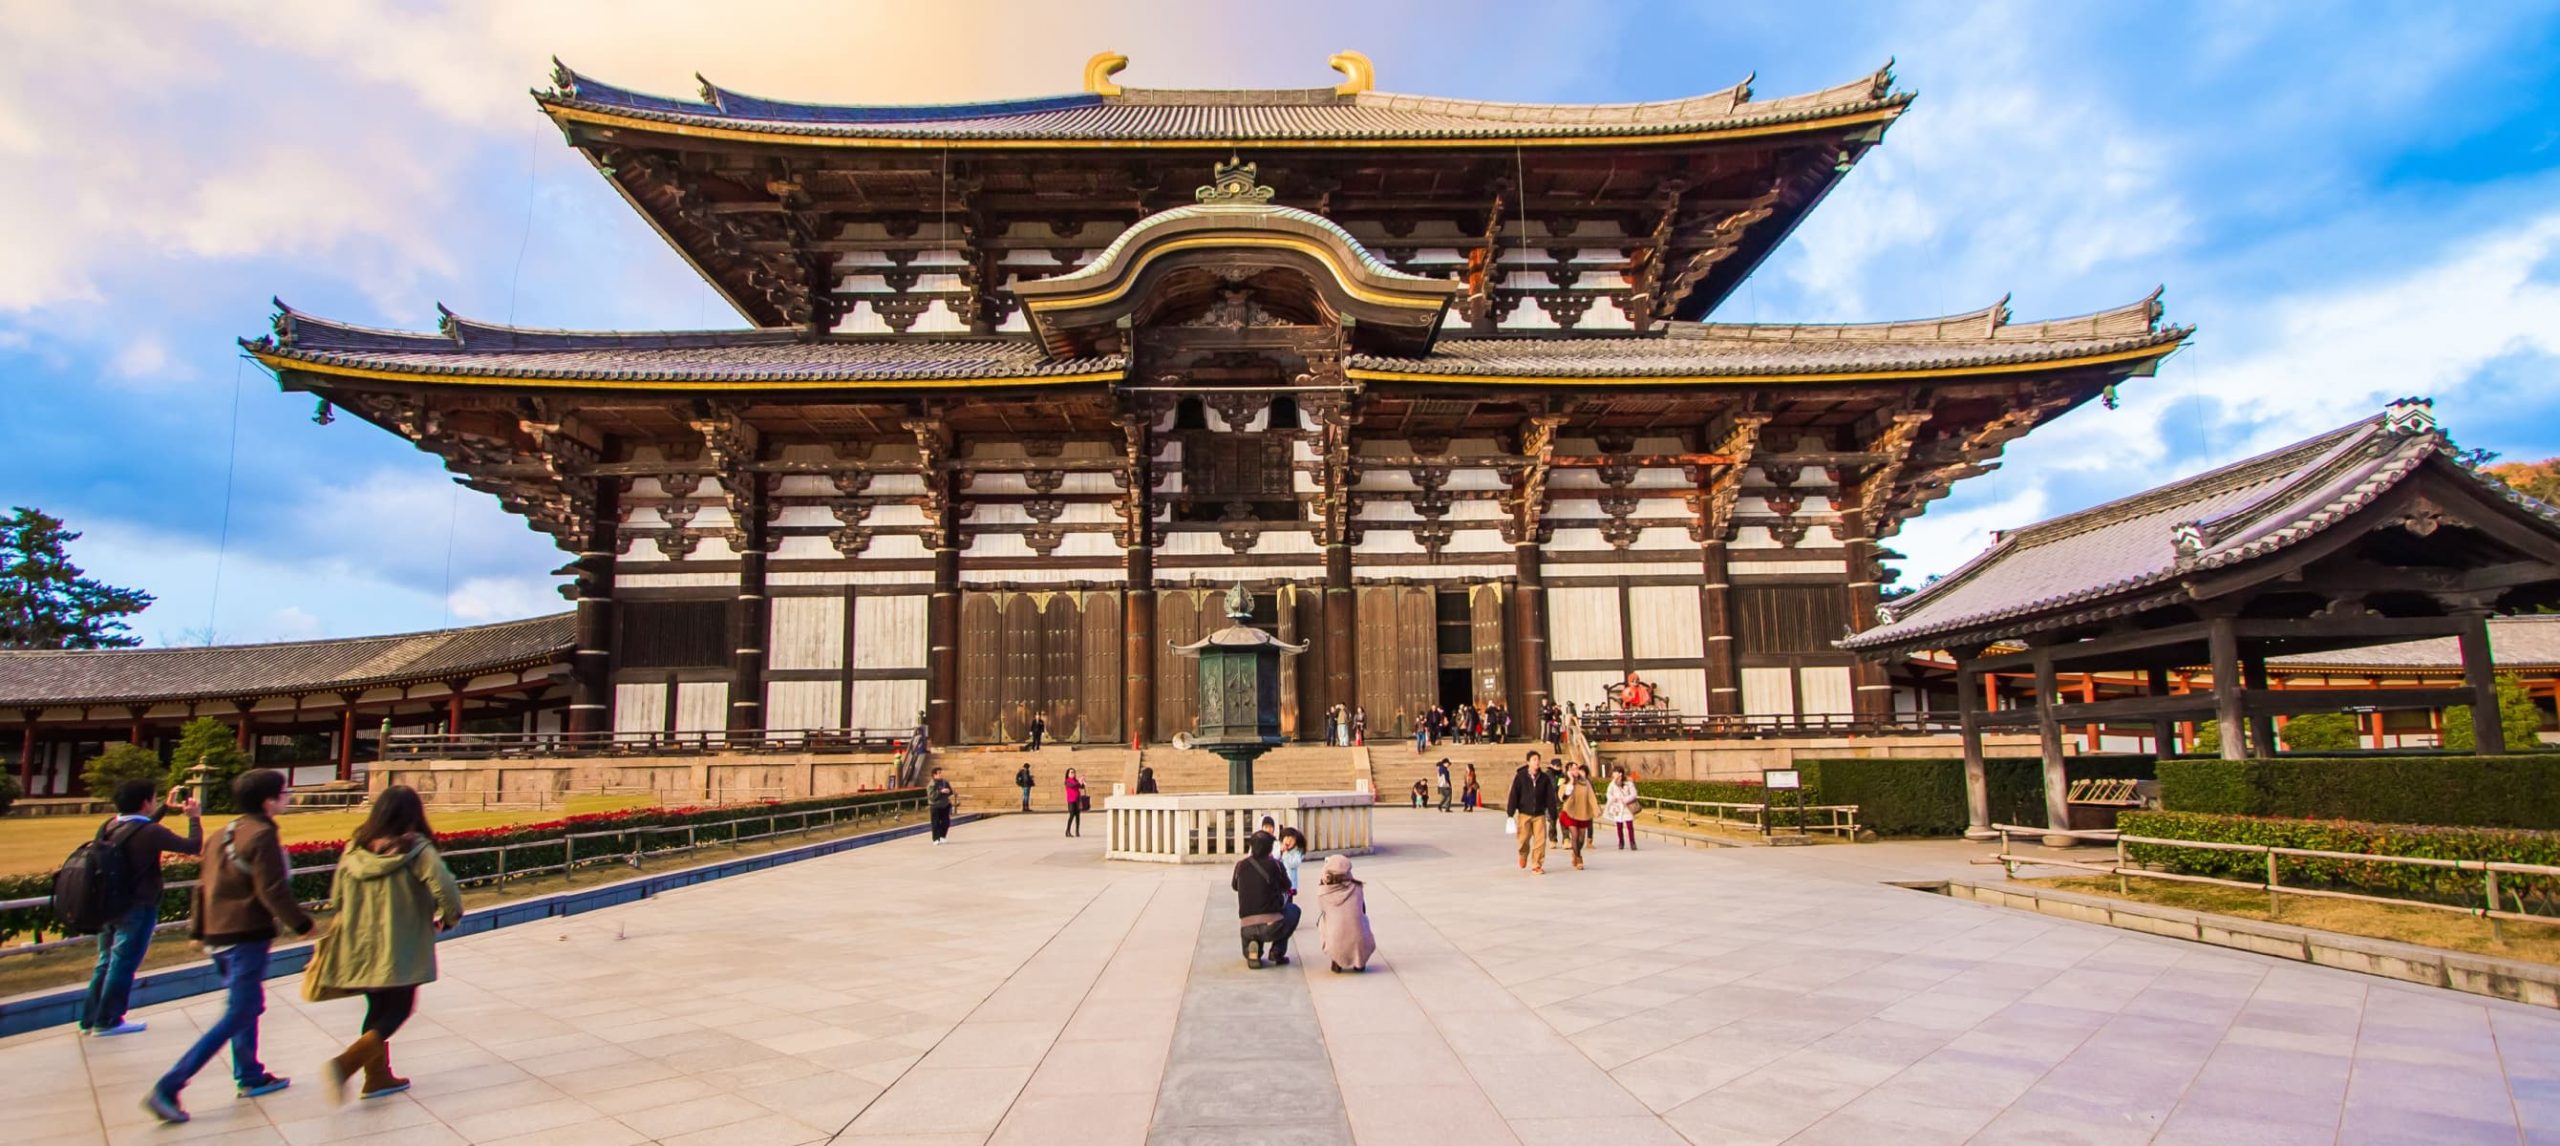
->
xmin=2456 ymin=609 xmax=2506 ymax=755
xmin=1700 ymin=540 xmax=1739 ymax=716
xmin=2145 ymin=666 xmax=2176 ymax=755
xmin=1952 ymin=646 xmax=1993 ymax=840
xmin=16 ymin=715 xmax=34 ymax=791
xmin=926 ymin=542 xmax=960 ymax=747
xmin=1838 ymin=511 xmax=1892 ymax=720
xmin=446 ymin=690 xmax=464 ymax=742
xmin=730 ymin=474 xmax=769 ymax=733
xmin=1124 ymin=541 xmax=1156 ymax=745
xmin=1510 ymin=542 xmax=1551 ymax=728
xmin=126 ymin=705 xmax=148 ymax=746
xmin=336 ymin=702 xmax=358 ymax=782
xmin=568 ymin=475 xmax=619 ymax=736
xmin=1324 ymin=542 xmax=1357 ymax=716
xmin=2080 ymin=673 xmax=2101 ymax=752
xmin=2207 ymin=616 xmax=2246 ymax=761
xmin=2242 ymin=652 xmax=2275 ymax=758
xmin=2032 ymin=651 xmax=2071 ymax=841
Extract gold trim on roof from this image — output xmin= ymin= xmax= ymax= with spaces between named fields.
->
xmin=1345 ymin=343 xmax=2183 ymax=387
xmin=251 ymin=350 xmax=1125 ymax=392
xmin=1017 ymin=234 xmax=1453 ymax=313
xmin=540 ymin=101 xmax=1905 ymax=151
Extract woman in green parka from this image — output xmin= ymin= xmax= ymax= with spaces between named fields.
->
xmin=311 ymin=785 xmax=462 ymax=1102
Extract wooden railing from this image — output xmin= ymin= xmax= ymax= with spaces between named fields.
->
xmin=383 ymin=728 xmax=910 ymax=761
xmin=1991 ymin=824 xmax=2560 ymax=937
xmin=1647 ymin=796 xmax=1863 ymax=839
xmin=1574 ymin=711 xmax=1962 ymax=742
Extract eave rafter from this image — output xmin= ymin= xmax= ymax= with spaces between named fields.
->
xmin=1687 ymin=409 xmax=1772 ymax=542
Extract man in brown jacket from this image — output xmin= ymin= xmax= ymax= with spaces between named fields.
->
xmin=146 ymin=769 xmax=313 ymax=1124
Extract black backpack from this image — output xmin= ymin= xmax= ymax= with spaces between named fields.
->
xmin=51 ymin=819 xmax=146 ymax=935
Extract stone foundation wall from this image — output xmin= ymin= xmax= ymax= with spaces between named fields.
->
xmin=372 ymin=752 xmax=903 ymax=807
xmin=1594 ymin=733 xmax=2050 ymax=782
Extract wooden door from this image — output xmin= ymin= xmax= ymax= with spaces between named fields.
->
xmin=1157 ymin=588 xmax=1201 ymax=738
xmin=1294 ymin=584 xmax=1328 ymax=740
xmin=1081 ymin=592 xmax=1121 ymax=743
xmin=1357 ymin=585 xmax=1400 ymax=737
xmin=959 ymin=593 xmax=1002 ymax=743
xmin=1000 ymin=593 xmax=1043 ymax=743
xmin=1397 ymin=586 xmax=1436 ymax=732
xmin=1470 ymin=583 xmax=1507 ymax=706
xmin=1041 ymin=593 xmax=1081 ymax=742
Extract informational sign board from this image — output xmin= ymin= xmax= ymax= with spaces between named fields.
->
xmin=1764 ymin=769 xmax=1802 ymax=790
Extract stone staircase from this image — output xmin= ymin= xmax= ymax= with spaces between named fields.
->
xmin=1367 ymin=740 xmax=1557 ymax=806
xmin=925 ymin=745 xmax=1133 ymax=811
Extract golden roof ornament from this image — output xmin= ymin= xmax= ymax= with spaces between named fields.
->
xmin=1328 ymin=51 xmax=1375 ymax=95
xmin=1197 ymin=156 xmax=1275 ymax=204
xmin=1084 ymin=52 xmax=1128 ymax=97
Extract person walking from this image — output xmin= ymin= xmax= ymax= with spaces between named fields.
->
xmin=1014 ymin=763 xmax=1034 ymax=812
xmin=1413 ymin=716 xmax=1429 ymax=754
xmin=1316 ymin=855 xmax=1375 ymax=973
xmin=927 ymin=767 xmax=956 ymax=845
xmin=1434 ymin=759 xmax=1453 ymax=813
xmin=1606 ymin=767 xmax=1642 ymax=851
xmin=1233 ymin=831 xmax=1298 ymax=968
xmin=1461 ymin=764 xmax=1480 ymax=813
xmin=146 ymin=769 xmax=313 ymax=1124
xmin=1062 ymin=768 xmax=1085 ymax=837
xmin=1135 ymin=763 xmax=1158 ymax=794
xmin=1504 ymin=751 xmax=1555 ymax=874
xmin=80 ymin=781 xmax=202 ymax=1037
xmin=1558 ymin=763 xmax=1599 ymax=870
xmin=309 ymin=786 xmax=462 ymax=1104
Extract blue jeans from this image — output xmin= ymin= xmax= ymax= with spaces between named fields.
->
xmin=156 ymin=939 xmax=271 ymax=1096
xmin=82 ymin=900 xmax=160 ymax=1029
xmin=1020 ymin=786 xmax=1031 ymax=811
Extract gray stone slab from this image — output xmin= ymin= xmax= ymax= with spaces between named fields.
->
xmin=1146 ymin=896 xmax=1351 ymax=1146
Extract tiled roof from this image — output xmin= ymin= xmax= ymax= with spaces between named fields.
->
xmin=1355 ymin=296 xmax=2187 ymax=378
xmin=1841 ymin=402 xmax=2560 ymax=652
xmin=0 ymin=613 xmax=572 ymax=707
xmin=541 ymin=63 xmax=1908 ymax=144
xmin=248 ymin=306 xmax=1124 ymax=384
xmin=250 ymin=297 xmax=2183 ymax=389
xmin=2272 ymin=616 xmax=2560 ymax=671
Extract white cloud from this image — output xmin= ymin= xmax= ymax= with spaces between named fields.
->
xmin=449 ymin=575 xmax=564 ymax=623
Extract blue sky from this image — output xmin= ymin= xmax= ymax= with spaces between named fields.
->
xmin=4 ymin=1 xmax=2558 ymax=644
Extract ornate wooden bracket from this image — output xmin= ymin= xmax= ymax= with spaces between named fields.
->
xmin=1500 ymin=414 xmax=1570 ymax=546
xmin=1688 ymin=412 xmax=1770 ymax=543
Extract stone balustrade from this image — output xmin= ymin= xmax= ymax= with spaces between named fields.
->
xmin=1103 ymin=791 xmax=1374 ymax=864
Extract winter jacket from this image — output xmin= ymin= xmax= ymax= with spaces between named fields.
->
xmin=1558 ymin=776 xmax=1599 ymax=827
xmin=1504 ymin=766 xmax=1557 ymax=817
xmin=1232 ymin=854 xmax=1290 ymax=922
xmin=102 ymin=812 xmax=202 ymax=908
xmin=190 ymin=812 xmax=314 ymax=945
xmin=309 ymin=835 xmax=463 ymax=993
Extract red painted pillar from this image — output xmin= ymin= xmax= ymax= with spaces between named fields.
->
xmin=2081 ymin=673 xmax=2100 ymax=752
xmin=337 ymin=705 xmax=357 ymax=782
xmin=16 ymin=721 xmax=33 ymax=791
xmin=446 ymin=690 xmax=465 ymax=742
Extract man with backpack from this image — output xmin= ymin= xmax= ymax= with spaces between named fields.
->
xmin=1015 ymin=762 xmax=1034 ymax=812
xmin=69 ymin=780 xmax=202 ymax=1036
xmin=146 ymin=768 xmax=312 ymax=1124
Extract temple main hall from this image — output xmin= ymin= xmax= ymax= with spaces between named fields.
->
xmin=238 ymin=53 xmax=2191 ymax=750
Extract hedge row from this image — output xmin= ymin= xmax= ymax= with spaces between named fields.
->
xmin=1638 ymin=756 xmax=2156 ymax=838
xmin=2118 ymin=810 xmax=2560 ymax=917
xmin=0 ymin=789 xmax=923 ymax=947
xmin=2158 ymin=756 xmax=2560 ymax=830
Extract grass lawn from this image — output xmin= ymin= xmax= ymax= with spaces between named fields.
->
xmin=0 ymin=794 xmax=660 ymax=878
xmin=0 ymin=806 xmax=926 ymax=1001
xmin=2031 ymin=874 xmax=2560 ymax=966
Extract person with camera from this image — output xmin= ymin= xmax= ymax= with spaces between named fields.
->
xmin=78 ymin=781 xmax=202 ymax=1037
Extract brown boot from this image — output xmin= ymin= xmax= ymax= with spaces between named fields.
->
xmin=325 ymin=1032 xmax=383 ymax=1106
xmin=360 ymin=1042 xmax=411 ymax=1100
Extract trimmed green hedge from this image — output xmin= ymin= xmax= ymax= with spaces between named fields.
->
xmin=1639 ymin=756 xmax=2155 ymax=838
xmin=0 ymin=789 xmax=923 ymax=947
xmin=2119 ymin=810 xmax=2560 ymax=917
xmin=2158 ymin=756 xmax=2560 ymax=830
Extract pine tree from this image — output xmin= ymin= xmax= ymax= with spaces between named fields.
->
xmin=0 ymin=507 xmax=153 ymax=649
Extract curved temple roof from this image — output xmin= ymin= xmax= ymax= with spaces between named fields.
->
xmin=539 ymin=59 xmax=1909 ymax=147
xmin=244 ymin=295 xmax=2186 ymax=393
xmin=0 ymin=613 xmax=572 ymax=708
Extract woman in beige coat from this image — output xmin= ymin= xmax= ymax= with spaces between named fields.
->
xmin=1316 ymin=854 xmax=1375 ymax=973
xmin=309 ymin=786 xmax=462 ymax=1103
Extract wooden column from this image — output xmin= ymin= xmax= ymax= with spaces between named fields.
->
xmin=2032 ymin=651 xmax=2071 ymax=841
xmin=568 ymin=475 xmax=619 ymax=736
xmin=1952 ymin=645 xmax=1993 ymax=840
xmin=2456 ymin=609 xmax=2506 ymax=755
xmin=16 ymin=715 xmax=34 ymax=791
xmin=336 ymin=703 xmax=358 ymax=782
xmin=1509 ymin=542 xmax=1550 ymax=730
xmin=730 ymin=474 xmax=769 ymax=733
xmin=2081 ymin=673 xmax=2101 ymax=751
xmin=1838 ymin=510 xmax=1892 ymax=720
xmin=1323 ymin=543 xmax=1357 ymax=716
xmin=126 ymin=706 xmax=148 ymax=746
xmin=2242 ymin=652 xmax=2276 ymax=758
xmin=445 ymin=690 xmax=464 ymax=742
xmin=2207 ymin=616 xmax=2246 ymax=761
xmin=927 ymin=543 xmax=960 ymax=747
xmin=1700 ymin=540 xmax=1740 ymax=716
xmin=2145 ymin=666 xmax=2177 ymax=755
xmin=1125 ymin=541 xmax=1156 ymax=746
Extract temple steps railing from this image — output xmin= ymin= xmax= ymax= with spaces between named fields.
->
xmin=384 ymin=728 xmax=912 ymax=761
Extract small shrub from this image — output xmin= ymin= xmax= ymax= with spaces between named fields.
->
xmin=82 ymin=742 xmax=167 ymax=799
xmin=170 ymin=717 xmax=252 ymax=812
xmin=2443 ymin=675 xmax=2545 ymax=752
xmin=0 ymin=772 xmax=18 ymax=814
xmin=2279 ymin=713 xmax=2362 ymax=753
xmin=2119 ymin=810 xmax=2560 ymax=916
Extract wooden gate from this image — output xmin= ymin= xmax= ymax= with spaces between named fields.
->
xmin=957 ymin=589 xmax=1124 ymax=744
xmin=1156 ymin=588 xmax=1204 ymax=739
xmin=1470 ymin=582 xmax=1508 ymax=706
xmin=1356 ymin=585 xmax=1436 ymax=739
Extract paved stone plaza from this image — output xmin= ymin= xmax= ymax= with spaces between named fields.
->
xmin=7 ymin=810 xmax=2555 ymax=1145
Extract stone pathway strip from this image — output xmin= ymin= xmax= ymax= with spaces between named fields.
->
xmin=3 ymin=809 xmax=2553 ymax=1143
